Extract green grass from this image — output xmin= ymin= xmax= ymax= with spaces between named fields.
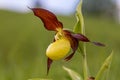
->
xmin=0 ymin=10 xmax=120 ymax=80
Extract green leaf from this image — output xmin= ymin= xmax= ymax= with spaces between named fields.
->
xmin=74 ymin=0 xmax=84 ymax=34
xmin=95 ymin=51 xmax=113 ymax=80
xmin=63 ymin=66 xmax=83 ymax=80
xmin=73 ymin=0 xmax=85 ymax=54
xmin=28 ymin=78 xmax=52 ymax=80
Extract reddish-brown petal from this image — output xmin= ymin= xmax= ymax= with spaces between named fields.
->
xmin=72 ymin=33 xmax=105 ymax=47
xmin=72 ymin=33 xmax=90 ymax=42
xmin=47 ymin=58 xmax=53 ymax=75
xmin=92 ymin=42 xmax=105 ymax=47
xmin=30 ymin=8 xmax=63 ymax=31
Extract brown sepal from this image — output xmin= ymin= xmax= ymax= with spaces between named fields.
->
xmin=63 ymin=30 xmax=79 ymax=61
xmin=65 ymin=38 xmax=79 ymax=61
xmin=30 ymin=8 xmax=63 ymax=31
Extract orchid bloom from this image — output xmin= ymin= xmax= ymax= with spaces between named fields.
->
xmin=30 ymin=8 xmax=105 ymax=74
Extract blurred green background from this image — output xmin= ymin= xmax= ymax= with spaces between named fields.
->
xmin=0 ymin=9 xmax=120 ymax=80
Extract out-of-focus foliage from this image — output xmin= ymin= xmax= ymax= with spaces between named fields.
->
xmin=28 ymin=78 xmax=52 ymax=80
xmin=83 ymin=0 xmax=115 ymax=16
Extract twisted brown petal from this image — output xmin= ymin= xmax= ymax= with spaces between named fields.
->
xmin=92 ymin=42 xmax=105 ymax=47
xmin=30 ymin=8 xmax=63 ymax=31
xmin=72 ymin=33 xmax=105 ymax=47
xmin=72 ymin=33 xmax=90 ymax=42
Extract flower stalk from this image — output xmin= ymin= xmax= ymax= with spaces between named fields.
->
xmin=83 ymin=48 xmax=88 ymax=80
xmin=74 ymin=0 xmax=88 ymax=80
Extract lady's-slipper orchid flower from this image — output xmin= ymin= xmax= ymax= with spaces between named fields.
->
xmin=30 ymin=8 xmax=105 ymax=74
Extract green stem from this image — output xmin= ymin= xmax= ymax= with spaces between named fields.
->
xmin=83 ymin=44 xmax=88 ymax=80
xmin=75 ymin=0 xmax=89 ymax=79
xmin=78 ymin=0 xmax=88 ymax=79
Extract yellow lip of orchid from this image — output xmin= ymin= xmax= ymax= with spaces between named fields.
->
xmin=46 ymin=38 xmax=71 ymax=60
